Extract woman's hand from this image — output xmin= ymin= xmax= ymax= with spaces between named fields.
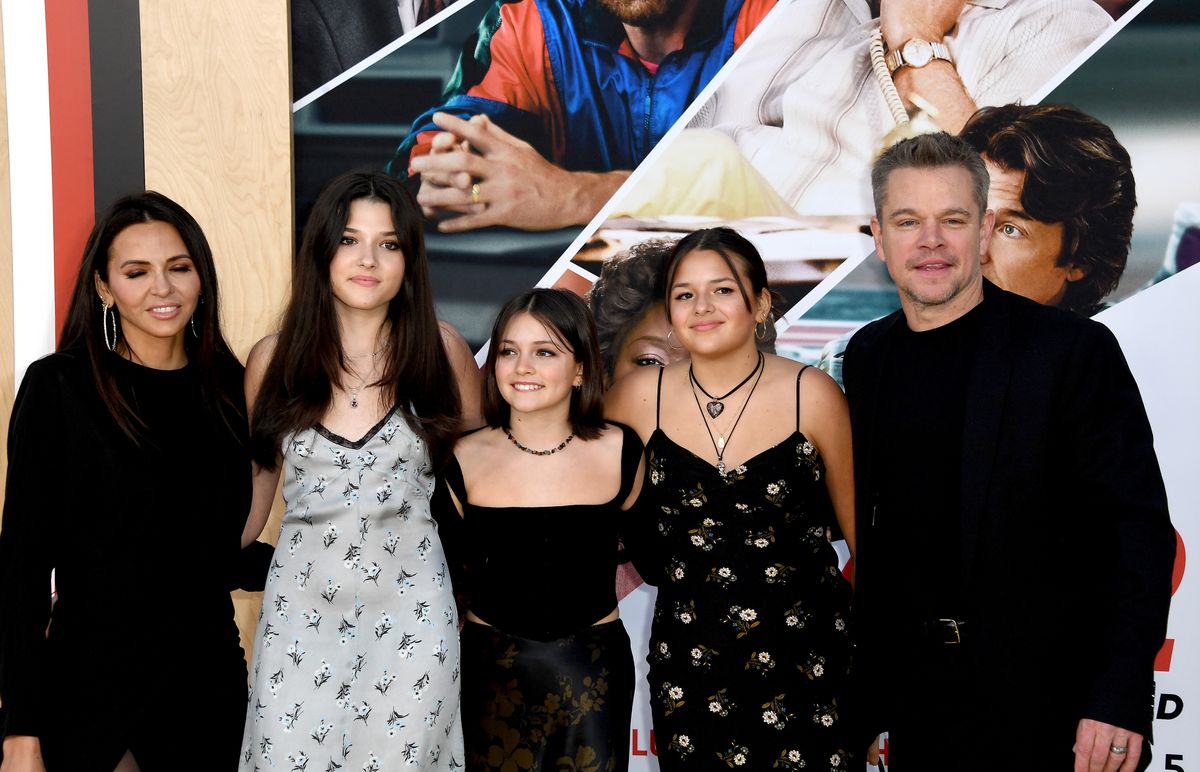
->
xmin=1 ymin=735 xmax=46 ymax=772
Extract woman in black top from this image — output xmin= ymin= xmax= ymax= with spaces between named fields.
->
xmin=0 ymin=193 xmax=253 ymax=771
xmin=441 ymin=289 xmax=643 ymax=771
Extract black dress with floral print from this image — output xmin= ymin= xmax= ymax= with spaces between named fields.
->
xmin=635 ymin=369 xmax=855 ymax=771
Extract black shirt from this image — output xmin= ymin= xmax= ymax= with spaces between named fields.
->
xmin=0 ymin=349 xmax=252 ymax=740
xmin=440 ymin=423 xmax=642 ymax=641
xmin=873 ymin=301 xmax=986 ymax=619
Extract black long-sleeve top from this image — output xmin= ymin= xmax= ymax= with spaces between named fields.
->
xmin=0 ymin=349 xmax=252 ymax=741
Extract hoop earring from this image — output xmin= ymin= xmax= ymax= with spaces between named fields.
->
xmin=190 ymin=314 xmax=199 ymax=338
xmin=755 ymin=321 xmax=768 ymax=341
xmin=666 ymin=329 xmax=683 ymax=351
xmin=102 ymin=303 xmax=117 ymax=351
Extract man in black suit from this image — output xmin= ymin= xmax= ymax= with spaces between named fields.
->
xmin=843 ymin=132 xmax=1174 ymax=771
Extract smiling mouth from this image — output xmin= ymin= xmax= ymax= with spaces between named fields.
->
xmin=148 ymin=305 xmax=181 ymax=317
xmin=511 ymin=383 xmax=544 ymax=392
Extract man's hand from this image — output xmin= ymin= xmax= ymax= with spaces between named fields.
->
xmin=1074 ymin=718 xmax=1144 ymax=772
xmin=414 ymin=128 xmax=477 ymax=214
xmin=877 ymin=0 xmax=977 ymax=133
xmin=879 ymin=0 xmax=968 ymax=48
xmin=409 ymin=112 xmax=628 ymax=232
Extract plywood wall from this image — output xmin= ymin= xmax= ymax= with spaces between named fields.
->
xmin=139 ymin=0 xmax=293 ymax=659
xmin=140 ymin=0 xmax=292 ymax=359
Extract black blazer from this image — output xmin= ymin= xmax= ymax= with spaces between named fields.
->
xmin=843 ymin=281 xmax=1175 ymax=739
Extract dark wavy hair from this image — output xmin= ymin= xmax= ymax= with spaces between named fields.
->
xmin=661 ymin=228 xmax=778 ymax=348
xmin=587 ymin=238 xmax=677 ymax=380
xmin=58 ymin=191 xmax=242 ymax=443
xmin=482 ymin=289 xmax=605 ymax=440
xmin=961 ymin=103 xmax=1136 ymax=315
xmin=250 ymin=170 xmax=461 ymax=470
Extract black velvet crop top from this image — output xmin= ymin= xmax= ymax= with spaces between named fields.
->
xmin=439 ymin=422 xmax=643 ymax=641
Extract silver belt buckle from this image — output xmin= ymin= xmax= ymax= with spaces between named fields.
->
xmin=936 ymin=618 xmax=962 ymax=645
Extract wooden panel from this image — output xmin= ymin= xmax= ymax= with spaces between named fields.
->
xmin=0 ymin=9 xmax=15 ymax=492
xmin=139 ymin=0 xmax=292 ymax=660
xmin=139 ymin=0 xmax=292 ymax=360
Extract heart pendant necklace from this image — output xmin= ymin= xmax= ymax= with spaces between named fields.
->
xmin=690 ymin=352 xmax=763 ymax=420
xmin=689 ymin=354 xmax=766 ymax=477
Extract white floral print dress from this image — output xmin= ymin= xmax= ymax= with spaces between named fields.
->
xmin=240 ymin=409 xmax=463 ymax=771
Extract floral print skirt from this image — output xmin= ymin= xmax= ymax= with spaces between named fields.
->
xmin=461 ymin=620 xmax=634 ymax=771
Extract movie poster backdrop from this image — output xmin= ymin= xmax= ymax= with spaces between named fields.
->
xmin=293 ymin=0 xmax=1197 ymax=767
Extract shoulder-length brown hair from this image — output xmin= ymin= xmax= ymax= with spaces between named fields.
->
xmin=251 ymin=170 xmax=461 ymax=469
xmin=482 ymin=289 xmax=604 ymax=440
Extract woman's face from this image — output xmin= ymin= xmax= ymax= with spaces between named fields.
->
xmin=329 ymin=198 xmax=406 ymax=313
xmin=494 ymin=312 xmax=582 ymax=418
xmin=97 ymin=220 xmax=201 ymax=355
xmin=667 ymin=249 xmax=767 ymax=357
xmin=610 ymin=301 xmax=688 ymax=384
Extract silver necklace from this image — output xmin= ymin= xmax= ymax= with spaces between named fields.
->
xmin=690 ymin=359 xmax=766 ymax=477
xmin=346 ymin=356 xmax=381 ymax=410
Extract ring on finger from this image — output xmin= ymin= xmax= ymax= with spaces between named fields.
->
xmin=470 ymin=182 xmax=482 ymax=206
xmin=1109 ymin=745 xmax=1128 ymax=755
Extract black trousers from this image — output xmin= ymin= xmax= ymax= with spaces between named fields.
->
xmin=884 ymin=644 xmax=1153 ymax=772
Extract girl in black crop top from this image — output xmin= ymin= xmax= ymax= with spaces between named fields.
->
xmin=439 ymin=289 xmax=643 ymax=772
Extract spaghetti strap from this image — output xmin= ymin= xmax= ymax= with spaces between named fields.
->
xmin=655 ymin=367 xmax=665 ymax=430
xmin=611 ymin=422 xmax=645 ymax=505
xmin=796 ymin=365 xmax=811 ymax=432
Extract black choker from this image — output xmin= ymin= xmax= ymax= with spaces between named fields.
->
xmin=506 ymin=428 xmax=575 ymax=456
xmin=689 ymin=352 xmax=764 ymax=418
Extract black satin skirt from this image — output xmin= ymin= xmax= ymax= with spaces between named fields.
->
xmin=462 ymin=619 xmax=634 ymax=772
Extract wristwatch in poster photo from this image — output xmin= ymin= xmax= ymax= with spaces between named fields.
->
xmin=885 ymin=39 xmax=954 ymax=75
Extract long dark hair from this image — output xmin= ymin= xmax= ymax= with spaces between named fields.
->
xmin=482 ymin=289 xmax=605 ymax=440
xmin=58 ymin=191 xmax=242 ymax=443
xmin=251 ymin=170 xmax=461 ymax=469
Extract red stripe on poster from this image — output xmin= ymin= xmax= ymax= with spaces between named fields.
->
xmin=46 ymin=0 xmax=95 ymax=334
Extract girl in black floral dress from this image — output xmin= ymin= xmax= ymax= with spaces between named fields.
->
xmin=608 ymin=228 xmax=857 ymax=771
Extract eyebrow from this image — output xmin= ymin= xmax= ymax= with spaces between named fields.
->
xmin=118 ymin=254 xmax=192 ymax=268
xmin=343 ymin=227 xmax=398 ymax=236
xmin=500 ymin=338 xmax=559 ymax=346
xmin=671 ymin=276 xmax=737 ymax=289
xmin=995 ymin=207 xmax=1037 ymax=222
xmin=887 ymin=207 xmax=973 ymax=219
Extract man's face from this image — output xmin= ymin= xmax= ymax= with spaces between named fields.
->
xmin=981 ymin=159 xmax=1083 ymax=307
xmin=871 ymin=165 xmax=993 ymax=324
xmin=598 ymin=0 xmax=689 ymax=27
